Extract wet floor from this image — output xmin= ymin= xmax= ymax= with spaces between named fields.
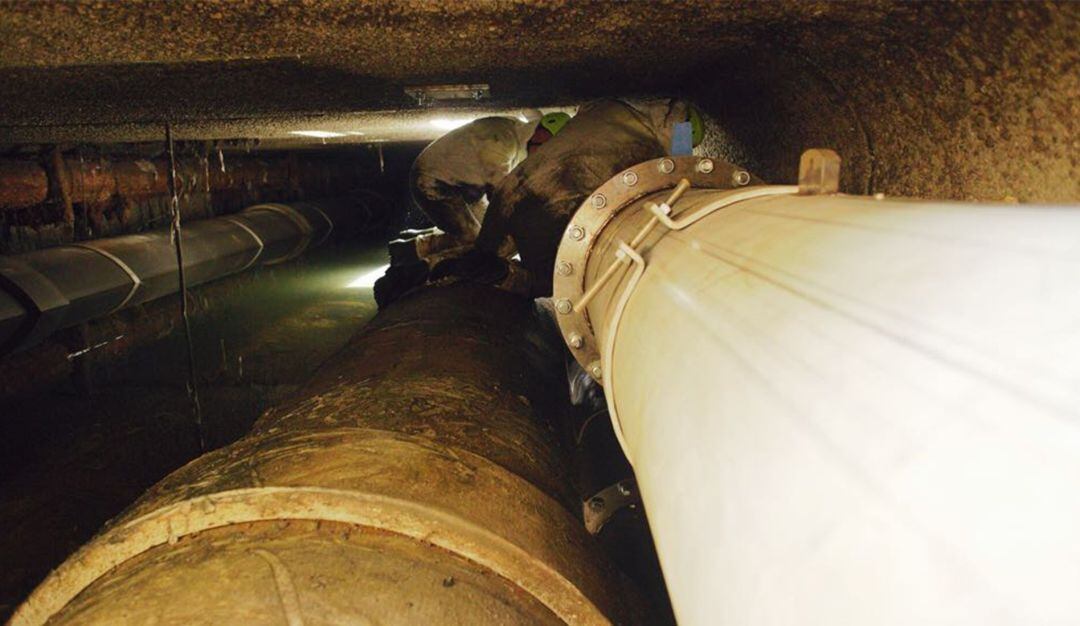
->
xmin=0 ymin=241 xmax=389 ymax=618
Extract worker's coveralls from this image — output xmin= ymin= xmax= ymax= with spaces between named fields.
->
xmin=410 ymin=116 xmax=537 ymax=244
xmin=472 ymin=98 xmax=689 ymax=296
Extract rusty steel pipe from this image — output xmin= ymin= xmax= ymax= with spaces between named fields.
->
xmin=11 ymin=284 xmax=635 ymax=625
xmin=0 ymin=152 xmax=374 ymax=211
xmin=553 ymin=155 xmax=1080 ymax=625
xmin=0 ymin=160 xmax=49 ymax=209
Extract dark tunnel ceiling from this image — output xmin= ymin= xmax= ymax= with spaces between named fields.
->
xmin=0 ymin=0 xmax=1076 ymax=170
xmin=0 ymin=0 xmax=934 ymax=142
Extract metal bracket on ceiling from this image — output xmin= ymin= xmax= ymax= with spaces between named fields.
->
xmin=404 ymin=84 xmax=491 ymax=106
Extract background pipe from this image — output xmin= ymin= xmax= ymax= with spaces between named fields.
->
xmin=552 ymin=155 xmax=1080 ymax=625
xmin=0 ymin=160 xmax=48 ymax=209
xmin=0 ymin=197 xmax=371 ymax=356
xmin=11 ymin=284 xmax=636 ymax=625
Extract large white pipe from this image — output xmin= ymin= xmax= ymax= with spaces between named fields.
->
xmin=553 ymin=156 xmax=1080 ymax=625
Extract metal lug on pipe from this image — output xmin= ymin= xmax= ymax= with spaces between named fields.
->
xmin=798 ymin=148 xmax=841 ymax=194
xmin=583 ymin=479 xmax=641 ymax=535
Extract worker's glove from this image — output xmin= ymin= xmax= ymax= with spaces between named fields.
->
xmin=388 ymin=237 xmax=422 ymax=266
xmin=389 ymin=228 xmax=474 ymax=269
xmin=430 ymin=249 xmax=531 ymax=296
xmin=430 ymin=249 xmax=508 ymax=284
xmin=373 ymin=261 xmax=430 ymax=309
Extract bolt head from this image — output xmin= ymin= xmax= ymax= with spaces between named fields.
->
xmin=621 ymin=171 xmax=639 ymax=186
xmin=732 ymin=170 xmax=751 ymax=186
xmin=556 ymin=261 xmax=573 ymax=276
xmin=589 ymin=362 xmax=603 ymax=380
xmin=555 ymin=299 xmax=573 ymax=315
xmin=568 ymin=333 xmax=584 ymax=349
xmin=591 ymin=193 xmax=607 ymax=209
xmin=568 ymin=225 xmax=585 ymax=241
xmin=696 ymin=158 xmax=715 ymax=173
xmin=589 ymin=497 xmax=605 ymax=512
xmin=617 ymin=483 xmax=632 ymax=496
xmin=658 ymin=158 xmax=675 ymax=174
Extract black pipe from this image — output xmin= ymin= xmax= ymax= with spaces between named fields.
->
xmin=0 ymin=198 xmax=367 ymax=356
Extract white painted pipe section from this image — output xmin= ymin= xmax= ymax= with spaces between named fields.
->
xmin=579 ymin=190 xmax=1080 ymax=625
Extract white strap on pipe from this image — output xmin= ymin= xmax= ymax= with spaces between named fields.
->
xmin=303 ymin=202 xmax=335 ymax=246
xmin=69 ymin=243 xmax=142 ymax=313
xmin=244 ymin=203 xmax=315 ymax=263
xmin=645 ymin=184 xmax=800 ymax=229
xmin=601 ymin=185 xmax=800 ymax=465
xmin=222 ymin=217 xmax=266 ymax=272
xmin=602 ymin=241 xmax=646 ymax=462
xmin=246 ymin=203 xmax=312 ymax=234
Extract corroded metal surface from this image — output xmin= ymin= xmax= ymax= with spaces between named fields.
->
xmin=253 ymin=287 xmax=578 ymax=506
xmin=12 ymin=284 xmax=630 ymax=625
xmin=50 ymin=521 xmax=565 ymax=625
xmin=0 ymin=161 xmax=47 ymax=209
xmin=0 ymin=148 xmax=385 ymax=260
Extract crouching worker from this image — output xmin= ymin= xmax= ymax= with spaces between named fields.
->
xmin=408 ymin=112 xmax=571 ymax=256
xmin=376 ymin=112 xmax=571 ymax=307
xmin=434 ymin=98 xmax=701 ymax=297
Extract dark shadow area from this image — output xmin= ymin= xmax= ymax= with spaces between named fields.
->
xmin=0 ymin=241 xmax=388 ymax=619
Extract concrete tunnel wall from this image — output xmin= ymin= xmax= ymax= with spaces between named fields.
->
xmin=1 ymin=1 xmax=1078 ymax=622
xmin=690 ymin=1 xmax=1078 ymax=204
xmin=0 ymin=3 xmax=1075 ymax=204
xmin=0 ymin=3 xmax=1074 ymax=205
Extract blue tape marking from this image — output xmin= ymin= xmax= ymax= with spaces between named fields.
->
xmin=671 ymin=121 xmax=693 ymax=156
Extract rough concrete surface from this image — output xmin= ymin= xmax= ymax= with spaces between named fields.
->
xmin=692 ymin=1 xmax=1079 ymax=203
xmin=0 ymin=1 xmax=1075 ymax=202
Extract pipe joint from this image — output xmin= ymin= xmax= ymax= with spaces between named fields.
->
xmin=551 ymin=156 xmax=761 ymax=378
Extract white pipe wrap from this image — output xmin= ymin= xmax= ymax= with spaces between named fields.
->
xmin=579 ymin=189 xmax=1080 ymax=625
